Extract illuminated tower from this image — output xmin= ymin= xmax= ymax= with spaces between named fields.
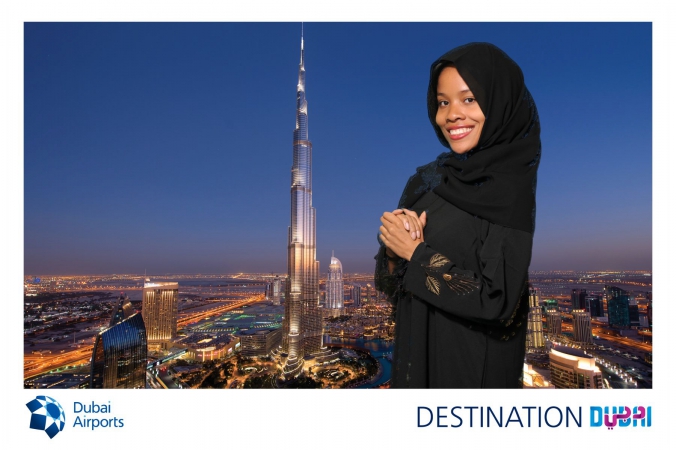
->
xmin=572 ymin=309 xmax=593 ymax=346
xmin=546 ymin=310 xmax=562 ymax=336
xmin=526 ymin=287 xmax=545 ymax=351
xmin=326 ymin=252 xmax=344 ymax=316
xmin=142 ymin=280 xmax=178 ymax=349
xmin=91 ymin=301 xmax=147 ymax=389
xmin=282 ymin=26 xmax=324 ymax=377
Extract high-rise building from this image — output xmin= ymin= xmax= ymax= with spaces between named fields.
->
xmin=546 ymin=310 xmax=562 ymax=336
xmin=628 ymin=297 xmax=640 ymax=328
xmin=526 ymin=287 xmax=545 ymax=351
xmin=605 ymin=285 xmax=631 ymax=328
xmin=353 ymin=284 xmax=362 ymax=308
xmin=549 ymin=345 xmax=603 ymax=389
xmin=571 ymin=289 xmax=580 ymax=310
xmin=142 ymin=281 xmax=179 ymax=348
xmin=585 ymin=294 xmax=603 ymax=317
xmin=109 ymin=293 xmax=133 ymax=327
xmin=326 ymin=252 xmax=344 ymax=316
xmin=272 ymin=276 xmax=282 ymax=306
xmin=91 ymin=297 xmax=147 ymax=389
xmin=281 ymin=28 xmax=325 ymax=378
xmin=571 ymin=289 xmax=587 ymax=310
xmin=572 ymin=309 xmax=593 ymax=346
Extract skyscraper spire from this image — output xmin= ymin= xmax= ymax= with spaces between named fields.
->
xmin=281 ymin=25 xmax=324 ymax=378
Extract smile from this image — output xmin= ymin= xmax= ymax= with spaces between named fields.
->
xmin=447 ymin=127 xmax=474 ymax=140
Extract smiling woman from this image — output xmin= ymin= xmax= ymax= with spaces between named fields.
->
xmin=375 ymin=42 xmax=541 ymax=388
xmin=434 ymin=66 xmax=485 ymax=154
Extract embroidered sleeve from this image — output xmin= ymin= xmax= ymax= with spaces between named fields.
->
xmin=401 ymin=224 xmax=533 ymax=329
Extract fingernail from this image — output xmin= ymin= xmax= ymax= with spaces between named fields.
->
xmin=417 ymin=230 xmax=421 ymax=239
xmin=411 ymin=232 xmax=416 ymax=240
xmin=405 ymin=222 xmax=410 ymax=230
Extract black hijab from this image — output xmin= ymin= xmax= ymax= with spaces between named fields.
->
xmin=399 ymin=42 xmax=541 ymax=233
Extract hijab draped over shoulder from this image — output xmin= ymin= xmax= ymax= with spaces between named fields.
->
xmin=400 ymin=42 xmax=541 ymax=233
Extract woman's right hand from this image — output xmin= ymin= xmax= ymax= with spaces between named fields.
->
xmin=393 ymin=209 xmax=427 ymax=241
xmin=379 ymin=209 xmax=428 ymax=262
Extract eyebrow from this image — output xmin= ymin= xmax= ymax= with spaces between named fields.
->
xmin=437 ymin=89 xmax=473 ymax=96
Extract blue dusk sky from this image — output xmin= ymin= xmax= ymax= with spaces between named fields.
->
xmin=24 ymin=22 xmax=652 ymax=275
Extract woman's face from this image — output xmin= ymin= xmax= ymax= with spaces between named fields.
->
xmin=435 ymin=66 xmax=485 ymax=154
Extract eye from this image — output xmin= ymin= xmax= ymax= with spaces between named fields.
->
xmin=464 ymin=97 xmax=476 ymax=104
xmin=438 ymin=100 xmax=449 ymax=107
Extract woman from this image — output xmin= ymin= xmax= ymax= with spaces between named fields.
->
xmin=376 ymin=42 xmax=541 ymax=388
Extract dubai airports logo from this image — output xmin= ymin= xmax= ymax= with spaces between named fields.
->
xmin=26 ymin=396 xmax=66 ymax=439
xmin=590 ymin=406 xmax=652 ymax=430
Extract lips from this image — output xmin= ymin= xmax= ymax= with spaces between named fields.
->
xmin=446 ymin=126 xmax=474 ymax=141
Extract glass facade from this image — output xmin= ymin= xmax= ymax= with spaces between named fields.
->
xmin=585 ymin=294 xmax=603 ymax=317
xmin=282 ymin=29 xmax=324 ymax=377
xmin=109 ymin=294 xmax=133 ymax=327
xmin=605 ymin=285 xmax=631 ymax=328
xmin=90 ymin=313 xmax=147 ymax=389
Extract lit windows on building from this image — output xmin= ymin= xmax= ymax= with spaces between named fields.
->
xmin=526 ymin=287 xmax=545 ymax=351
xmin=549 ymin=346 xmax=603 ymax=389
xmin=142 ymin=281 xmax=179 ymax=347
xmin=572 ymin=309 xmax=593 ymax=346
xmin=326 ymin=252 xmax=344 ymax=316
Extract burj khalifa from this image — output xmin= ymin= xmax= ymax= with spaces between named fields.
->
xmin=281 ymin=27 xmax=325 ymax=378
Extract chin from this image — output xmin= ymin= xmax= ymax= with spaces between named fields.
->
xmin=449 ymin=144 xmax=473 ymax=154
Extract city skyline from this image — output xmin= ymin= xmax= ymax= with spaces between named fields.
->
xmin=24 ymin=23 xmax=652 ymax=275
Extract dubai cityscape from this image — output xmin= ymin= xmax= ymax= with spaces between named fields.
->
xmin=23 ymin=23 xmax=652 ymax=390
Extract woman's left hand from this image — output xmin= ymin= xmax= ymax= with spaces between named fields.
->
xmin=379 ymin=211 xmax=424 ymax=261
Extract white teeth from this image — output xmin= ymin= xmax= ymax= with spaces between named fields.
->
xmin=449 ymin=127 xmax=472 ymax=135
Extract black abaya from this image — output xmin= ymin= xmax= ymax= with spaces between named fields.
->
xmin=376 ymin=186 xmax=530 ymax=388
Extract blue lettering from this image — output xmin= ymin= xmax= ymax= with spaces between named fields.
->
xmin=450 ymin=407 xmax=463 ymax=428
xmin=418 ymin=407 xmax=433 ymax=427
xmin=545 ymin=407 xmax=563 ymax=428
xmin=566 ymin=407 xmax=582 ymax=427
xmin=522 ymin=406 xmax=536 ymax=427
xmin=505 ymin=407 xmax=523 ymax=427
xmin=74 ymin=402 xmax=83 ymax=413
xmin=590 ymin=406 xmax=603 ymax=427
xmin=487 ymin=406 xmax=503 ymax=427
xmin=437 ymin=407 xmax=448 ymax=428
xmin=465 ymin=406 xmax=478 ymax=427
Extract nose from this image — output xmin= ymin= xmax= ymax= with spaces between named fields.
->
xmin=445 ymin=101 xmax=465 ymax=122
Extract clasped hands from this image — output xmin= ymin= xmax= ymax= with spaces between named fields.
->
xmin=379 ymin=209 xmax=427 ymax=262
